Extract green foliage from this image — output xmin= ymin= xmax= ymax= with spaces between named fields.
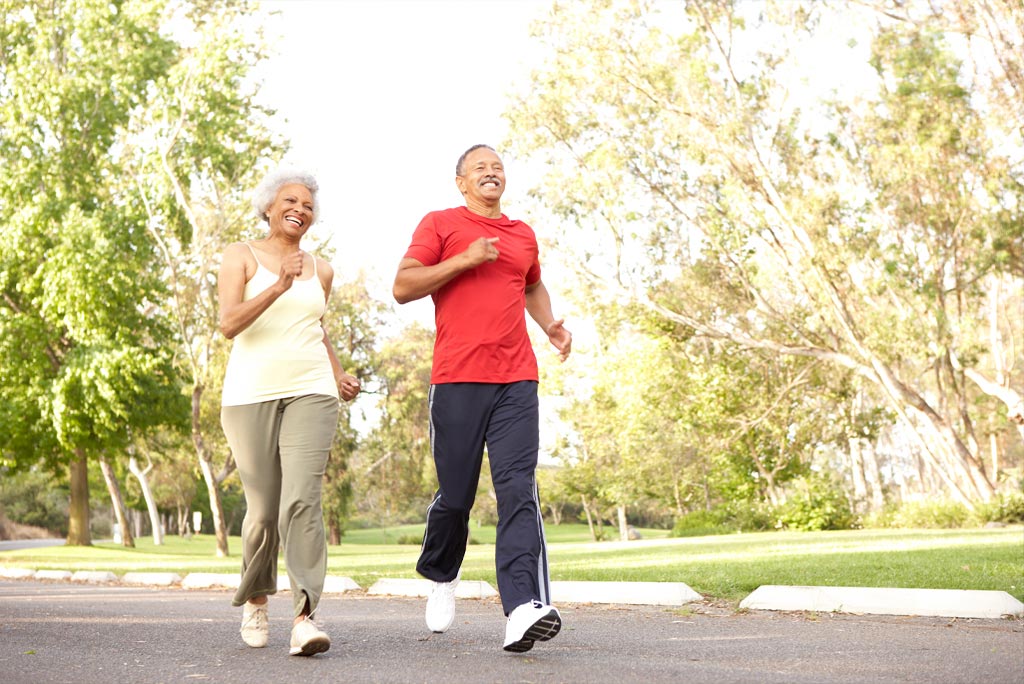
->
xmin=772 ymin=475 xmax=858 ymax=531
xmin=353 ymin=323 xmax=437 ymax=525
xmin=970 ymin=493 xmax=1024 ymax=526
xmin=671 ymin=501 xmax=775 ymax=537
xmin=0 ymin=467 xmax=70 ymax=535
xmin=670 ymin=510 xmax=731 ymax=538
xmin=395 ymin=534 xmax=422 ymax=546
xmin=866 ymin=499 xmax=971 ymax=529
xmin=504 ymin=0 xmax=1022 ymax=513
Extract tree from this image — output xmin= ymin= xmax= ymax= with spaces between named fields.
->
xmin=505 ymin=0 xmax=1023 ymax=508
xmin=0 ymin=0 xmax=188 ymax=544
xmin=319 ymin=274 xmax=387 ymax=544
xmin=354 ymin=323 xmax=436 ymax=525
xmin=121 ymin=0 xmax=281 ymax=556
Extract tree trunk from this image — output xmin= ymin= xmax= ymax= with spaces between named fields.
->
xmin=861 ymin=440 xmax=885 ymax=511
xmin=549 ymin=504 xmax=563 ymax=526
xmin=990 ymin=432 xmax=1000 ymax=488
xmin=98 ymin=456 xmax=134 ymax=548
xmin=328 ymin=521 xmax=341 ymax=546
xmin=581 ymin=495 xmax=597 ymax=541
xmin=616 ymin=505 xmax=629 ymax=542
xmin=198 ymin=455 xmax=229 ymax=557
xmin=128 ymin=456 xmax=163 ymax=545
xmin=66 ymin=451 xmax=92 ymax=546
xmin=848 ymin=438 xmax=869 ymax=513
xmin=192 ymin=383 xmax=229 ymax=557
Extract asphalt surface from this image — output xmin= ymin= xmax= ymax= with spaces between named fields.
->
xmin=0 ymin=580 xmax=1021 ymax=683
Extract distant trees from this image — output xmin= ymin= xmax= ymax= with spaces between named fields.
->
xmin=505 ymin=0 xmax=1023 ymax=526
xmin=0 ymin=0 xmax=282 ymax=547
xmin=0 ymin=0 xmax=190 ymax=545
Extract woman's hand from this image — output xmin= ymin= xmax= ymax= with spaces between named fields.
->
xmin=337 ymin=372 xmax=361 ymax=402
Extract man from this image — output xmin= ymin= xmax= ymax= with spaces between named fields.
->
xmin=393 ymin=144 xmax=571 ymax=653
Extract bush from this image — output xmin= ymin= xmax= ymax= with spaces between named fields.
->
xmin=395 ymin=534 xmax=422 ymax=545
xmin=774 ymin=476 xmax=857 ymax=531
xmin=671 ymin=509 xmax=730 ymax=538
xmin=969 ymin=492 xmax=1024 ymax=525
xmin=865 ymin=499 xmax=970 ymax=529
xmin=0 ymin=468 xmax=69 ymax=535
xmin=671 ymin=502 xmax=774 ymax=537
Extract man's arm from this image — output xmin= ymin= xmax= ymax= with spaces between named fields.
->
xmin=525 ymin=279 xmax=572 ymax=362
xmin=392 ymin=237 xmax=500 ymax=304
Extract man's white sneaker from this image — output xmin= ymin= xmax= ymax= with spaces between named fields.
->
xmin=425 ymin=570 xmax=461 ymax=633
xmin=503 ymin=600 xmax=561 ymax=653
xmin=240 ymin=601 xmax=269 ymax=648
xmin=289 ymin=616 xmax=331 ymax=656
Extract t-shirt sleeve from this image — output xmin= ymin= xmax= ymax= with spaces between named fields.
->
xmin=526 ymin=258 xmax=541 ymax=287
xmin=403 ymin=213 xmax=442 ymax=266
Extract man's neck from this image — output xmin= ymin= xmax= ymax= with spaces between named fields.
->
xmin=464 ymin=198 xmax=502 ymax=219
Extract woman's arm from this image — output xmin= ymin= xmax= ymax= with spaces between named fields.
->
xmin=217 ymin=243 xmax=303 ymax=339
xmin=318 ymin=258 xmax=361 ymax=402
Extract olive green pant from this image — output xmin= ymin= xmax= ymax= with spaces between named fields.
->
xmin=222 ymin=394 xmax=339 ymax=618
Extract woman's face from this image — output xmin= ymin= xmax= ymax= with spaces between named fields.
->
xmin=266 ymin=183 xmax=314 ymax=239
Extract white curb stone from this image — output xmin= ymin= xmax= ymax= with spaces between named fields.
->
xmin=0 ymin=567 xmax=36 ymax=579
xmin=366 ymin=578 xmax=498 ymax=599
xmin=274 ymin=574 xmax=361 ymax=593
xmin=34 ymin=570 xmax=73 ymax=581
xmin=552 ymin=581 xmax=703 ymax=606
xmin=454 ymin=580 xmax=499 ymax=599
xmin=323 ymin=576 xmax=361 ymax=593
xmin=71 ymin=571 xmax=118 ymax=583
xmin=739 ymin=585 xmax=1024 ymax=619
xmin=181 ymin=573 xmax=241 ymax=590
xmin=367 ymin=578 xmax=426 ymax=597
xmin=122 ymin=572 xmax=182 ymax=586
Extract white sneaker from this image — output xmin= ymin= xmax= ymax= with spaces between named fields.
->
xmin=240 ymin=601 xmax=268 ymax=648
xmin=289 ymin=616 xmax=331 ymax=656
xmin=503 ymin=600 xmax=562 ymax=653
xmin=425 ymin=570 xmax=461 ymax=633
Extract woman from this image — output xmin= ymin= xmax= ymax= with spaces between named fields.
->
xmin=218 ymin=169 xmax=360 ymax=656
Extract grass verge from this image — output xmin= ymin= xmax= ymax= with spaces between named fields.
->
xmin=1 ymin=525 xmax=1020 ymax=603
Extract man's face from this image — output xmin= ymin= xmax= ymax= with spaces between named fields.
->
xmin=456 ymin=148 xmax=505 ymax=204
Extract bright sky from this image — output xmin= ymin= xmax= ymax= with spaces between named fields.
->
xmin=256 ymin=0 xmax=552 ymax=329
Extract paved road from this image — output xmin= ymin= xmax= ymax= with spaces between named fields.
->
xmin=0 ymin=580 xmax=1020 ymax=683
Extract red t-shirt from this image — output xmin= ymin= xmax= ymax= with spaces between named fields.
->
xmin=403 ymin=206 xmax=542 ymax=384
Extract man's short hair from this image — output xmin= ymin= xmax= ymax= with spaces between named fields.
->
xmin=456 ymin=144 xmax=496 ymax=176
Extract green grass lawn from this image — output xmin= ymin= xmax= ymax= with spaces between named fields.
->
xmin=2 ymin=524 xmax=1021 ymax=603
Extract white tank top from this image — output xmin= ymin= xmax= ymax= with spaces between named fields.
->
xmin=221 ymin=243 xmax=339 ymax=406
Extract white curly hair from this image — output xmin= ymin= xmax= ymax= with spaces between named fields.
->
xmin=251 ymin=168 xmax=320 ymax=224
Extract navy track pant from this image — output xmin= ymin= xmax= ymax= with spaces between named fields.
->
xmin=416 ymin=381 xmax=552 ymax=615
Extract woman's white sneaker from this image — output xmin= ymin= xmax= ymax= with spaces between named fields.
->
xmin=289 ymin=616 xmax=331 ymax=656
xmin=425 ymin=571 xmax=461 ymax=633
xmin=503 ymin=600 xmax=562 ymax=653
xmin=240 ymin=602 xmax=269 ymax=648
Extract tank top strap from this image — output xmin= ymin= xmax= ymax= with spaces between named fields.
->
xmin=243 ymin=242 xmax=264 ymax=270
xmin=311 ymin=252 xmax=319 ymax=278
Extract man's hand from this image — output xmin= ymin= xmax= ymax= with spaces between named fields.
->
xmin=545 ymin=319 xmax=572 ymax=362
xmin=463 ymin=237 xmax=500 ymax=267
